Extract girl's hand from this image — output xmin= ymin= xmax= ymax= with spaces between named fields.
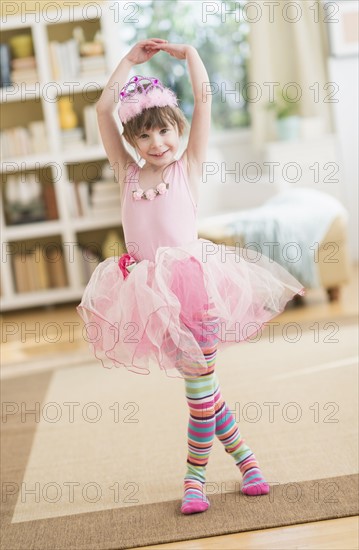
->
xmin=125 ymin=39 xmax=167 ymax=65
xmin=155 ymin=43 xmax=192 ymax=60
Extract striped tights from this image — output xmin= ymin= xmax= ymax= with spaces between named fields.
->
xmin=181 ymin=339 xmax=269 ymax=514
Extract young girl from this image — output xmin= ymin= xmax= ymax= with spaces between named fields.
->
xmin=77 ymin=39 xmax=305 ymax=515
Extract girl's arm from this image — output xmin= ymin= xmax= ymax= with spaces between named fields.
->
xmin=96 ymin=39 xmax=167 ymax=186
xmin=155 ymin=44 xmax=212 ymax=179
xmin=185 ymin=46 xmax=212 ymax=174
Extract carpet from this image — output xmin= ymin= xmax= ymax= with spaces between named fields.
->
xmin=1 ymin=316 xmax=358 ymax=549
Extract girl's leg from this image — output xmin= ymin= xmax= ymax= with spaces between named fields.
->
xmin=213 ymin=370 xmax=270 ymax=495
xmin=181 ymin=340 xmax=217 ymax=514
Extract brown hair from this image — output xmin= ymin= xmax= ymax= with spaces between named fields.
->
xmin=122 ymin=105 xmax=188 ymax=149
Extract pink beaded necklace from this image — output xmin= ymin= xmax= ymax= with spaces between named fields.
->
xmin=132 ymin=164 xmax=172 ymax=201
xmin=132 ymin=180 xmax=169 ymax=201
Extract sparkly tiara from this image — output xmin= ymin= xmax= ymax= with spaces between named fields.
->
xmin=118 ymin=75 xmax=178 ymax=124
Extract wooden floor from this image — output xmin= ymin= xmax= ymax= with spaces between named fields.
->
xmin=138 ymin=516 xmax=359 ymax=549
xmin=1 ymin=266 xmax=358 ymax=550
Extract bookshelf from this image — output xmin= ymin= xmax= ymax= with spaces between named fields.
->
xmin=0 ymin=4 xmax=129 ymax=311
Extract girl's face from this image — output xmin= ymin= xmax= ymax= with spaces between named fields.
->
xmin=134 ymin=123 xmax=179 ymax=166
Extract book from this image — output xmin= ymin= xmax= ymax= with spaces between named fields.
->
xmin=80 ymin=55 xmax=106 ymax=69
xmin=61 ymin=128 xmax=84 ymax=141
xmin=91 ymin=194 xmax=121 ymax=210
xmin=10 ymin=69 xmax=38 ymax=83
xmin=83 ymin=105 xmax=101 ymax=146
xmin=49 ymin=39 xmax=80 ymax=80
xmin=61 ymin=127 xmax=85 ymax=150
xmin=42 ymin=184 xmax=58 ymax=220
xmin=46 ymin=246 xmax=68 ymax=288
xmin=49 ymin=41 xmax=60 ymax=80
xmin=25 ymin=252 xmax=39 ymax=291
xmin=16 ymin=127 xmax=32 ymax=156
xmin=73 ymin=181 xmax=90 ymax=217
xmin=0 ymin=124 xmax=48 ymax=158
xmin=34 ymin=245 xmax=50 ymax=290
xmin=28 ymin=121 xmax=47 ymax=154
xmin=67 ymin=39 xmax=80 ymax=79
xmin=77 ymin=181 xmax=90 ymax=216
xmin=11 ymin=56 xmax=37 ymax=69
xmin=65 ymin=181 xmax=79 ymax=217
xmin=0 ymin=132 xmax=10 ymax=158
xmin=79 ymin=55 xmax=106 ymax=77
xmin=13 ymin=254 xmax=30 ymax=293
xmin=0 ymin=44 xmax=12 ymax=88
xmin=91 ymin=180 xmax=120 ymax=195
xmin=87 ymin=207 xmax=121 ymax=220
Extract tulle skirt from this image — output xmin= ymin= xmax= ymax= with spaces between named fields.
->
xmin=77 ymin=239 xmax=305 ymax=379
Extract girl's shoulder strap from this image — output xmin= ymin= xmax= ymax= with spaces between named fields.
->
xmin=174 ymin=155 xmax=198 ymax=209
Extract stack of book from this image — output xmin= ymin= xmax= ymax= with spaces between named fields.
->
xmin=12 ymin=244 xmax=68 ymax=293
xmin=61 ymin=127 xmax=86 ymax=150
xmin=0 ymin=45 xmax=38 ymax=87
xmin=65 ymin=179 xmax=121 ymax=219
xmin=79 ymin=55 xmax=106 ymax=78
xmin=28 ymin=121 xmax=48 ymax=153
xmin=49 ymin=39 xmax=106 ymax=81
xmin=11 ymin=56 xmax=38 ymax=85
xmin=4 ymin=176 xmax=57 ymax=224
xmin=0 ymin=121 xmax=48 ymax=158
xmin=0 ymin=127 xmax=32 ymax=158
xmin=65 ymin=181 xmax=90 ymax=217
xmin=90 ymin=179 xmax=121 ymax=218
xmin=49 ymin=39 xmax=80 ymax=80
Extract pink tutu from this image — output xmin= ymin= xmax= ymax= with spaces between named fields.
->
xmin=77 ymin=239 xmax=305 ymax=379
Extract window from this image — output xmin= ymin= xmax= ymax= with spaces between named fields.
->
xmin=121 ymin=0 xmax=250 ymax=130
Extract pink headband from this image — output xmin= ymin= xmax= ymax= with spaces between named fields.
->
xmin=118 ymin=75 xmax=178 ymax=124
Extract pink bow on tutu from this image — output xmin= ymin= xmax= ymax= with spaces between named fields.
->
xmin=118 ymin=253 xmax=137 ymax=279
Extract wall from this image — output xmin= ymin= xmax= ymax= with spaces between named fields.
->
xmin=328 ymin=56 xmax=359 ymax=261
xmin=197 ymin=128 xmax=278 ymax=218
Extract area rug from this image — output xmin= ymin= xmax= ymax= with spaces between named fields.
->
xmin=1 ymin=317 xmax=358 ymax=549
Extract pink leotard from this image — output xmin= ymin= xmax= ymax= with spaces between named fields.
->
xmin=121 ymin=157 xmax=198 ymax=262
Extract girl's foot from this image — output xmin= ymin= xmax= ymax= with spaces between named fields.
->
xmin=181 ymin=479 xmax=210 ymax=514
xmin=239 ymin=454 xmax=270 ymax=495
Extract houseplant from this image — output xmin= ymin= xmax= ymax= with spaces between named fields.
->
xmin=266 ymin=88 xmax=301 ymax=141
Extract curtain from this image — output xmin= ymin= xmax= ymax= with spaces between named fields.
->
xmin=247 ymin=0 xmax=334 ymax=150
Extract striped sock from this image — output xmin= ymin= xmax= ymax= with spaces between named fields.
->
xmin=237 ymin=454 xmax=270 ymax=495
xmin=181 ymin=342 xmax=217 ymax=515
xmin=213 ymin=371 xmax=270 ymax=496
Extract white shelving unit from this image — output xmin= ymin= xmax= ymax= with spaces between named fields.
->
xmin=1 ymin=5 xmax=126 ymax=311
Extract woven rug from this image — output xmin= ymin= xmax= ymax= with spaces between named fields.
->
xmin=1 ymin=316 xmax=358 ymax=549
